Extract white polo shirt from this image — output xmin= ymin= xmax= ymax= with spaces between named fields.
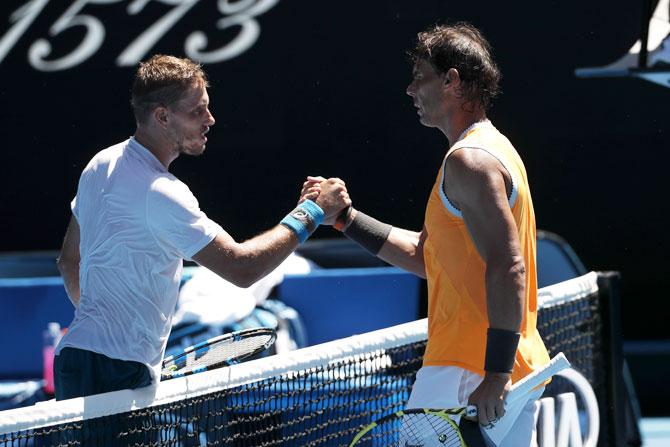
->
xmin=56 ymin=137 xmax=223 ymax=382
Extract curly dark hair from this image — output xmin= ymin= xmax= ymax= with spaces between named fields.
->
xmin=131 ymin=55 xmax=209 ymax=125
xmin=410 ymin=22 xmax=501 ymax=110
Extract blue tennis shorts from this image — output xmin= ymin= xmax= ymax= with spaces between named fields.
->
xmin=54 ymin=347 xmax=152 ymax=400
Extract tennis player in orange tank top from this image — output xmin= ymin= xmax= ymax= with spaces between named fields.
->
xmin=422 ymin=123 xmax=550 ymax=382
xmin=301 ymin=23 xmax=550 ymax=446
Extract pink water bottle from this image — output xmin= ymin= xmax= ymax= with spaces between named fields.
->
xmin=42 ymin=322 xmax=62 ymax=394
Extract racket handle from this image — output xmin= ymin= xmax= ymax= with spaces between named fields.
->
xmin=466 ymin=405 xmax=478 ymax=417
xmin=506 ymin=352 xmax=571 ymax=405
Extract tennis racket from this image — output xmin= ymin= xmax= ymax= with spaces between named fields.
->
xmin=161 ymin=327 xmax=276 ymax=380
xmin=348 ymin=352 xmax=571 ymax=447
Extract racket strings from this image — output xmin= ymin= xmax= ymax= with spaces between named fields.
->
xmin=196 ymin=334 xmax=273 ymax=364
xmin=361 ymin=412 xmax=464 ymax=447
xmin=164 ymin=333 xmax=274 ymax=373
xmin=402 ymin=413 xmax=463 ymax=447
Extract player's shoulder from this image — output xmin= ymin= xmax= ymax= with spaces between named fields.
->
xmin=82 ymin=140 xmax=126 ymax=172
xmin=150 ymin=173 xmax=188 ymax=194
xmin=148 ymin=174 xmax=198 ymax=210
xmin=445 ymin=146 xmax=499 ymax=179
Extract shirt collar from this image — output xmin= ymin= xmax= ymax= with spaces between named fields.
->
xmin=453 ymin=119 xmax=494 ymax=145
xmin=127 ymin=137 xmax=168 ymax=173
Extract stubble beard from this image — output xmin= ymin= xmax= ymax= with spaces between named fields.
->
xmin=179 ymin=145 xmax=205 ymax=158
xmin=172 ymin=133 xmax=205 ymax=158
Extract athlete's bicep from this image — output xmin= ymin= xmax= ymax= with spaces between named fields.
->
xmin=444 ymin=150 xmax=520 ymax=264
xmin=192 ymin=230 xmax=238 ymax=271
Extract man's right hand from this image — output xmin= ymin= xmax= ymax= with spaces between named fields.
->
xmin=299 ymin=176 xmax=324 ymax=204
xmin=300 ymin=176 xmax=351 ymax=225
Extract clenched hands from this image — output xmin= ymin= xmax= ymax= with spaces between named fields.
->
xmin=300 ymin=176 xmax=351 ymax=225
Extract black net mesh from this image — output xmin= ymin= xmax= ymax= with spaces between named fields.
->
xmin=0 ymin=275 xmax=611 ymax=447
xmin=537 ymin=287 xmax=609 ymax=446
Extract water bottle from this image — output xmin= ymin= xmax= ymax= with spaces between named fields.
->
xmin=42 ymin=322 xmax=62 ymax=394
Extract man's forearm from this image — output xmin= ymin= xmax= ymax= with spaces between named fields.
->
xmin=377 ymin=228 xmax=427 ymax=278
xmin=233 ymin=226 xmax=302 ymax=287
xmin=340 ymin=208 xmax=426 ymax=278
xmin=485 ymin=257 xmax=525 ymax=331
xmin=194 ymin=198 xmax=328 ymax=288
xmin=194 ymin=226 xmax=300 ymax=289
xmin=482 ymin=258 xmax=525 ymax=374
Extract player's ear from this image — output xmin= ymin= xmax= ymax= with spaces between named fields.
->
xmin=444 ymin=68 xmax=460 ymax=89
xmin=154 ymin=106 xmax=169 ymax=128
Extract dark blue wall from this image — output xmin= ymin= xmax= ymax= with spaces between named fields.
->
xmin=1 ymin=0 xmax=668 ymax=339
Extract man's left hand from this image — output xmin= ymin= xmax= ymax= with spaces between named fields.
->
xmin=299 ymin=176 xmax=325 ymax=204
xmin=467 ymin=371 xmax=511 ymax=427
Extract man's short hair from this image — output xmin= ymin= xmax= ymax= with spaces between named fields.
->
xmin=131 ymin=55 xmax=209 ymax=125
xmin=410 ymin=22 xmax=501 ymax=110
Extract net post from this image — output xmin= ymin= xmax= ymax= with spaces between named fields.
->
xmin=596 ymin=271 xmax=626 ymax=447
xmin=638 ymin=0 xmax=653 ymax=68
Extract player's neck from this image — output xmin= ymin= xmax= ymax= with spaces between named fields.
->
xmin=444 ymin=108 xmax=488 ymax=148
xmin=134 ymin=128 xmax=179 ymax=169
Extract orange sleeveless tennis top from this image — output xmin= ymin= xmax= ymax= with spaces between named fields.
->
xmin=422 ymin=121 xmax=549 ymax=383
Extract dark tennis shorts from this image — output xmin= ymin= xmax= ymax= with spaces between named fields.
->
xmin=54 ymin=347 xmax=152 ymax=400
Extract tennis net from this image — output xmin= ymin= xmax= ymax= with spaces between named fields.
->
xmin=0 ymin=271 xmax=618 ymax=446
